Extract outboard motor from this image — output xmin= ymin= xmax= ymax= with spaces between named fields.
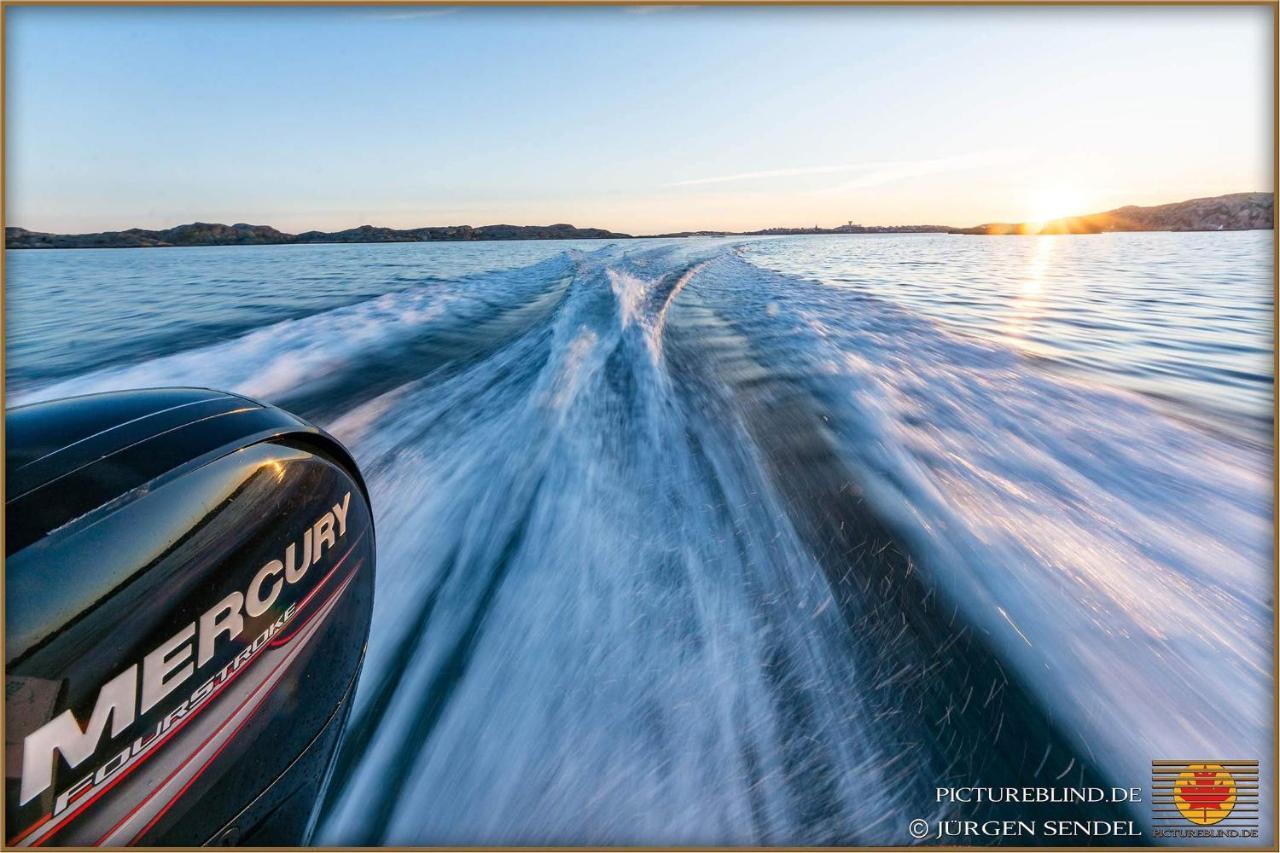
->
xmin=5 ymin=388 xmax=375 ymax=847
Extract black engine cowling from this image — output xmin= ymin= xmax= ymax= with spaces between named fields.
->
xmin=5 ymin=388 xmax=375 ymax=846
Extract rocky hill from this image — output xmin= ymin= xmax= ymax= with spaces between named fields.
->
xmin=953 ymin=192 xmax=1273 ymax=235
xmin=651 ymin=224 xmax=950 ymax=238
xmin=5 ymin=221 xmax=631 ymax=249
xmin=8 ymin=192 xmax=1271 ymax=248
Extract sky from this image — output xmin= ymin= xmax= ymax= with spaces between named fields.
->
xmin=5 ymin=5 xmax=1274 ymax=234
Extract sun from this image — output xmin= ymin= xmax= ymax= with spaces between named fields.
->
xmin=1027 ymin=188 xmax=1088 ymax=226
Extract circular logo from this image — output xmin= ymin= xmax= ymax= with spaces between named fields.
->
xmin=1173 ymin=763 xmax=1237 ymax=825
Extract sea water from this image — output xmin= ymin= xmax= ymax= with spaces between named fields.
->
xmin=5 ymin=232 xmax=1273 ymax=844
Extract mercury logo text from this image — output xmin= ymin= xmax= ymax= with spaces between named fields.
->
xmin=19 ymin=493 xmax=352 ymax=806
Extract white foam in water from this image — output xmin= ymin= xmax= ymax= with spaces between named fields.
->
xmin=11 ymin=238 xmax=1273 ymax=844
xmin=689 ymin=250 xmax=1273 ymax=838
xmin=16 ymin=291 xmax=444 ymax=404
xmin=13 ymin=252 xmax=576 ymax=406
xmin=318 ymin=249 xmax=896 ymax=843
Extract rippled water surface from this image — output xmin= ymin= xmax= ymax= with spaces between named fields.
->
xmin=5 ymin=233 xmax=1274 ymax=845
xmin=745 ymin=231 xmax=1274 ymax=431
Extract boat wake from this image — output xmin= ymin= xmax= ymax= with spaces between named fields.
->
xmin=17 ymin=241 xmax=1272 ymax=845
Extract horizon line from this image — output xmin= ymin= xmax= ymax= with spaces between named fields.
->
xmin=5 ymin=189 xmax=1274 ymax=240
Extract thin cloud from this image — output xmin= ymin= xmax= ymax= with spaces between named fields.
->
xmin=830 ymin=149 xmax=1026 ymax=192
xmin=669 ymin=149 xmax=1027 ymax=190
xmin=668 ymin=163 xmax=882 ymax=187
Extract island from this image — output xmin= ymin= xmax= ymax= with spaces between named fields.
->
xmin=5 ymin=192 xmax=1271 ymax=249
xmin=950 ymin=192 xmax=1273 ymax=235
xmin=4 ymin=222 xmax=631 ymax=249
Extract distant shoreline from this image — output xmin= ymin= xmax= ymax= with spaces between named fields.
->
xmin=6 ymin=191 xmax=1271 ymax=250
xmin=6 ymin=228 xmax=1275 ymax=252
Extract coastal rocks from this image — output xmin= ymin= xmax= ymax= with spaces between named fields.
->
xmin=5 ymin=221 xmax=632 ymax=249
xmin=952 ymin=191 xmax=1274 ymax=235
